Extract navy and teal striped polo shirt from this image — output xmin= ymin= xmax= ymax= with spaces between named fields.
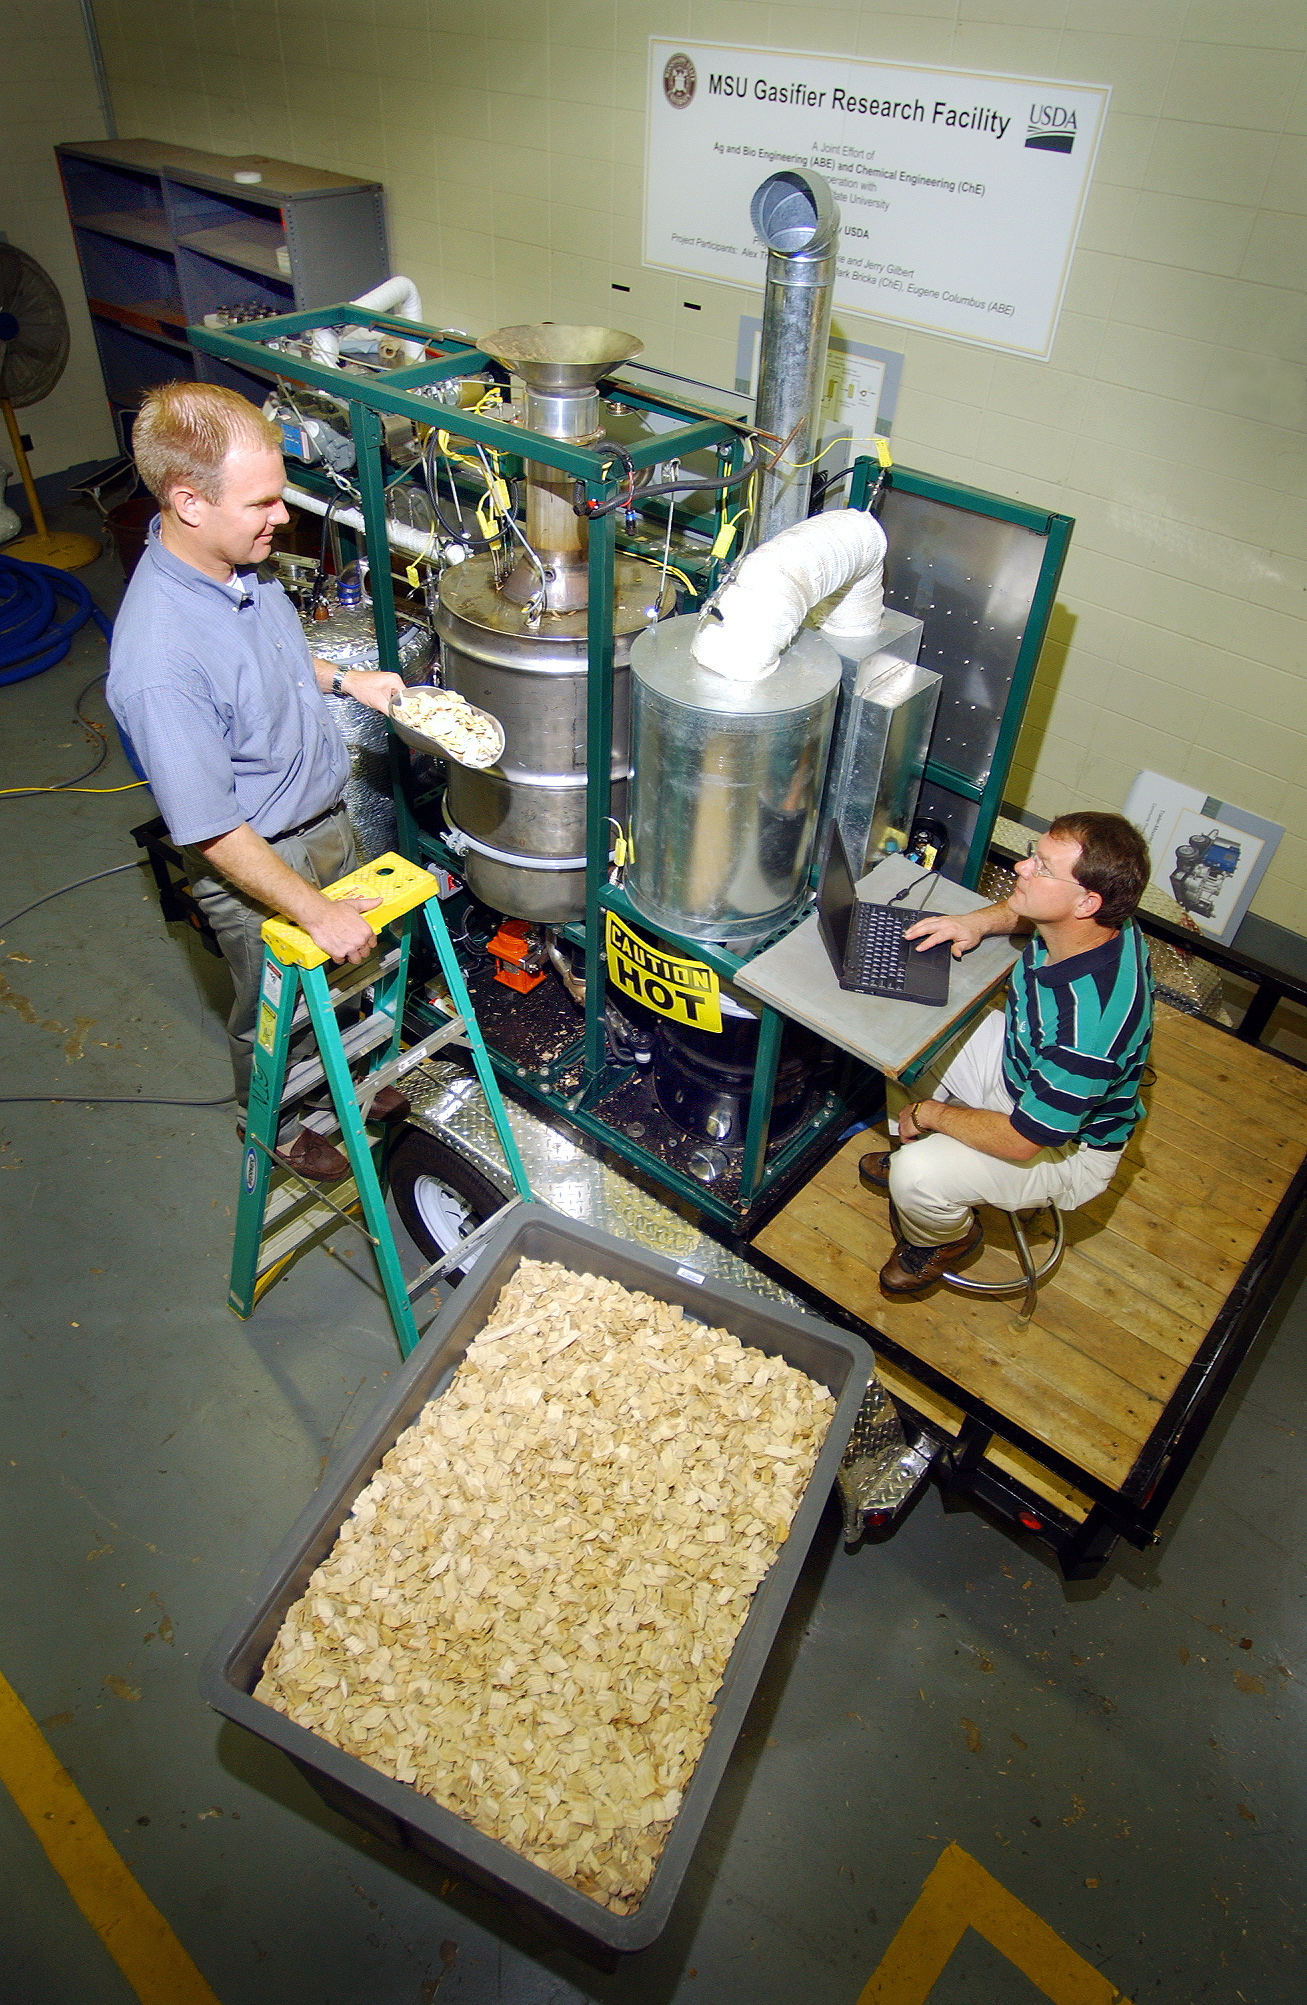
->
xmin=1002 ymin=921 xmax=1153 ymax=1151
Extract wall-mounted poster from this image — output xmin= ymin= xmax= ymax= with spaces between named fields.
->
xmin=646 ymin=40 xmax=1110 ymax=360
xmin=1123 ymin=772 xmax=1283 ymax=945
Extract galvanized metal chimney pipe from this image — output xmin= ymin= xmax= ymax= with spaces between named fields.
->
xmin=749 ymin=170 xmax=840 ymax=547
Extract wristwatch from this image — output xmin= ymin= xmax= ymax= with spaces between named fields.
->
xmin=330 ymin=667 xmax=350 ymax=697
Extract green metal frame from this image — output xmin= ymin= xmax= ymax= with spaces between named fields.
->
xmin=849 ymin=455 xmax=1074 ymax=889
xmin=193 ymin=306 xmax=1067 ymax=1229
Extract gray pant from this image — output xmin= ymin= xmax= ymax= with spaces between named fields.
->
xmin=185 ymin=805 xmax=357 ymax=1118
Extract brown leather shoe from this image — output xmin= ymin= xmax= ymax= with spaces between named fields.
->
xmin=858 ymin=1150 xmax=894 ymax=1193
xmin=361 ymin=1084 xmax=410 ymax=1124
xmin=879 ymin=1217 xmax=983 ymax=1295
xmin=277 ymin=1128 xmax=351 ymax=1182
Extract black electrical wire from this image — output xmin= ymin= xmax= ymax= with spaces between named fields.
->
xmin=577 ymin=440 xmax=772 ymax=518
xmin=0 ymin=855 xmax=236 ymax=1108
xmin=0 ymin=1092 xmax=236 ymax=1106
xmin=0 ymin=859 xmax=139 ymax=930
xmin=0 ymin=670 xmax=117 ymax=799
xmin=810 ymin=465 xmax=853 ymax=510
xmin=421 ymin=428 xmax=503 ymax=553
xmin=318 ymin=488 xmax=343 ymax=579
xmin=885 ymin=869 xmax=939 ymax=908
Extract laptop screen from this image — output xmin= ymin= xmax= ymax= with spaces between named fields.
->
xmin=816 ymin=822 xmax=859 ymax=978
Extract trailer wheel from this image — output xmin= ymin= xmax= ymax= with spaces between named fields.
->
xmin=389 ymin=1126 xmax=505 ymax=1279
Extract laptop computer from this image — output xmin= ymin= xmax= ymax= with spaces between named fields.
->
xmin=815 ymin=823 xmax=952 ymax=1005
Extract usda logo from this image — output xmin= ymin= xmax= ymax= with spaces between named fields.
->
xmin=1026 ymin=104 xmax=1076 ymax=153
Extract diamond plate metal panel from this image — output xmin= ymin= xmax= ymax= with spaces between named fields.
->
xmin=401 ymin=1060 xmax=912 ymax=1517
xmin=878 ymin=487 xmax=1047 ymax=795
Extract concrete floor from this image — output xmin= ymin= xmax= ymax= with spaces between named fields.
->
xmin=2 ymin=486 xmax=1305 ymax=2004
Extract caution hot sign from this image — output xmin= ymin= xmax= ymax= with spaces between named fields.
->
xmin=605 ymin=913 xmax=722 ymax=1032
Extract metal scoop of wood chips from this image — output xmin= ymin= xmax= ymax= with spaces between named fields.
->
xmin=389 ymin=685 xmax=505 ymax=768
xmin=255 ymin=1258 xmax=834 ymax=1914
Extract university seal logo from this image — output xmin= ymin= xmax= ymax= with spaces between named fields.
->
xmin=663 ymin=53 xmax=697 ymax=109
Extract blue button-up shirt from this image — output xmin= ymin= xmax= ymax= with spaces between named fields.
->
xmin=107 ymin=519 xmax=349 ymax=847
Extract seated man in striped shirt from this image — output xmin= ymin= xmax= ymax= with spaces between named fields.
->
xmin=859 ymin=812 xmax=1153 ymax=1296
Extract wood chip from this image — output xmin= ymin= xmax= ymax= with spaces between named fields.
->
xmin=256 ymin=1259 xmax=833 ymax=1913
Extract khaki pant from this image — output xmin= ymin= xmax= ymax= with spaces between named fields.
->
xmin=886 ymin=1011 xmax=1124 ymax=1247
xmin=185 ymin=805 xmax=357 ymax=1118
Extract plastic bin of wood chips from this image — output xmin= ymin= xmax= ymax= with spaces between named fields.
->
xmin=202 ymin=1206 xmax=871 ymax=1960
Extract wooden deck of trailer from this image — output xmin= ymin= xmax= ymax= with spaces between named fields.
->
xmin=753 ymin=1003 xmax=1307 ymax=1523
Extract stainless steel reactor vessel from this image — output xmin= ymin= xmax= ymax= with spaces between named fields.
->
xmin=434 ymin=324 xmax=671 ymax=923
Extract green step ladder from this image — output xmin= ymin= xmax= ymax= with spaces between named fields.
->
xmin=228 ymin=851 xmax=531 ymax=1356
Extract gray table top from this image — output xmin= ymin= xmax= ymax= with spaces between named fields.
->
xmin=737 ymin=853 xmax=1021 ymax=1082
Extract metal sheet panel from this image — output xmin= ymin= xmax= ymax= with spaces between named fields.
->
xmin=878 ymin=486 xmax=1048 ymax=800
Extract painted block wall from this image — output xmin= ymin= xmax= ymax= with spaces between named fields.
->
xmin=86 ymin=0 xmax=1307 ymax=930
xmin=3 ymin=2 xmax=118 ymax=480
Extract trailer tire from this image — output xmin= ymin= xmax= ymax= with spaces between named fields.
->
xmin=389 ymin=1125 xmax=505 ymax=1280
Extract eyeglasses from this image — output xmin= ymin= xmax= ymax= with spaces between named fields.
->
xmin=1024 ymin=839 xmax=1081 ymax=886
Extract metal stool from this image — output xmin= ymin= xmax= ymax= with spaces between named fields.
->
xmin=942 ymin=1203 xmax=1065 ymax=1322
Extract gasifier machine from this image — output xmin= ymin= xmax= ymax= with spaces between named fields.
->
xmin=190 ymin=176 xmax=1072 ymax=1238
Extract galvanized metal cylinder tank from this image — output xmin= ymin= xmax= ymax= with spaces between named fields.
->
xmin=435 ymin=556 xmax=670 ymax=923
xmin=626 ymin=614 xmax=842 ymax=943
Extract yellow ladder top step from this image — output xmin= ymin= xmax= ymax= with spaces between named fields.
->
xmin=261 ymin=852 xmax=439 ymax=969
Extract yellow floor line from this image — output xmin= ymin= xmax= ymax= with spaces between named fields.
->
xmin=857 ymin=1842 xmax=1129 ymax=2005
xmin=0 ymin=1670 xmax=221 ymax=2005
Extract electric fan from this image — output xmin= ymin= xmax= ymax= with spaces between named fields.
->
xmin=0 ymin=246 xmax=101 ymax=569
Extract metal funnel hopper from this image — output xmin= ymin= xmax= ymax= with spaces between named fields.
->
xmin=477 ymin=323 xmax=643 ymax=395
xmin=475 ymin=326 xmax=644 ymax=613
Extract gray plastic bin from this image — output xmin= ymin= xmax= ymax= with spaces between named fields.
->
xmin=201 ymin=1204 xmax=872 ymax=1960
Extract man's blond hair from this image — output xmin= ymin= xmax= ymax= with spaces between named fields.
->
xmin=133 ymin=381 xmax=282 ymax=506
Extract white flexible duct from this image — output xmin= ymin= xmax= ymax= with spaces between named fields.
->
xmin=309 ymin=276 xmax=426 ymax=366
xmin=690 ymin=509 xmax=888 ymax=683
xmin=282 ymin=480 xmax=456 ymax=563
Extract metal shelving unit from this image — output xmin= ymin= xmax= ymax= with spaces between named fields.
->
xmin=55 ymin=138 xmax=389 ymax=448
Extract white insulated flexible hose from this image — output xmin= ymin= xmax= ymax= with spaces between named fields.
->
xmin=690 ymin=509 xmax=888 ymax=682
xmin=309 ymin=276 xmax=426 ymax=365
xmin=282 ymin=480 xmax=454 ymax=562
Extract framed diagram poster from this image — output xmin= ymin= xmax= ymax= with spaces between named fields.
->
xmin=645 ymin=41 xmax=1110 ymax=360
xmin=1123 ymin=772 xmax=1283 ymax=945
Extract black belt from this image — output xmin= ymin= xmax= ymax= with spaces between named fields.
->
xmin=268 ymin=797 xmax=347 ymax=844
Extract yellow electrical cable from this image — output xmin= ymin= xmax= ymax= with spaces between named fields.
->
xmin=0 ymin=780 xmax=147 ymax=795
xmin=623 ymin=551 xmax=698 ymax=595
xmin=784 ymin=434 xmax=893 ymax=474
xmin=436 ymin=429 xmax=484 ymax=472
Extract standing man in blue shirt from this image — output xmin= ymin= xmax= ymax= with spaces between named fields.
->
xmin=108 ymin=382 xmax=408 ymax=1177
xmin=858 ymin=813 xmax=1153 ymax=1295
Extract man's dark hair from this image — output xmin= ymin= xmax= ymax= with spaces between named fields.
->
xmin=1048 ymin=812 xmax=1150 ymax=929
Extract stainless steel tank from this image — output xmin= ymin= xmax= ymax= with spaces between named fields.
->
xmin=435 ymin=323 xmax=671 ymax=922
xmin=626 ymin=614 xmax=842 ymax=943
xmin=436 ymin=559 xmax=667 ymax=923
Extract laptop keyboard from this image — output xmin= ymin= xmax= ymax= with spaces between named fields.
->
xmin=847 ymin=902 xmax=916 ymax=994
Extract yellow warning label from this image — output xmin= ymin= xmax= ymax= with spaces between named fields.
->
xmin=605 ymin=913 xmax=721 ymax=1032
xmin=256 ymin=1001 xmax=278 ymax=1053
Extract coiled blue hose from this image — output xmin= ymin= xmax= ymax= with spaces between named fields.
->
xmin=0 ymin=551 xmax=113 ymax=689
